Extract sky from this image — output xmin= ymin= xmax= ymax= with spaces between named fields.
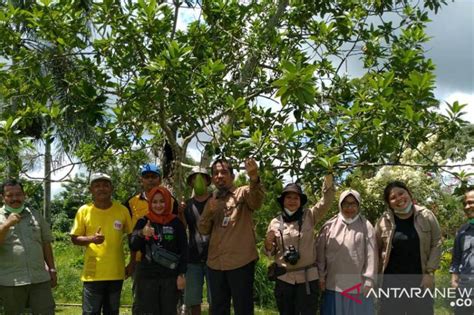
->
xmin=26 ymin=1 xmax=474 ymax=195
xmin=424 ymin=0 xmax=474 ymax=177
xmin=425 ymin=0 xmax=473 ymax=122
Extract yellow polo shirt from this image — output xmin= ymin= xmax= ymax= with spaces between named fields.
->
xmin=71 ymin=201 xmax=132 ymax=281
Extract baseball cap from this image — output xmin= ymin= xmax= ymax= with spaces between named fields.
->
xmin=90 ymin=172 xmax=112 ymax=185
xmin=141 ymin=163 xmax=161 ymax=176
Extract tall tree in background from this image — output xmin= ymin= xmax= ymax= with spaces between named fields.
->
xmin=0 ymin=0 xmax=470 ymax=206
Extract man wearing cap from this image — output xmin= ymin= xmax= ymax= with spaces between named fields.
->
xmin=198 ymin=158 xmax=264 ymax=315
xmin=125 ymin=163 xmax=162 ymax=230
xmin=182 ymin=167 xmax=212 ymax=315
xmin=71 ymin=173 xmax=132 ymax=315
xmin=0 ymin=179 xmax=57 ymax=314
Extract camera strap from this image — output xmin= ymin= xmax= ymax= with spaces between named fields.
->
xmin=191 ymin=201 xmax=209 ymax=254
xmin=277 ymin=211 xmax=304 ymax=254
xmin=278 ymin=212 xmax=314 ymax=295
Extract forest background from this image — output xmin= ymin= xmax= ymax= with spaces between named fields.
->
xmin=1 ymin=0 xmax=473 ymax=312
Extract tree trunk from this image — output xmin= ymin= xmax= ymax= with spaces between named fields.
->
xmin=43 ymin=137 xmax=52 ymax=223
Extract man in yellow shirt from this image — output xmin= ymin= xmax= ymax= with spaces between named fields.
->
xmin=70 ymin=173 xmax=132 ymax=315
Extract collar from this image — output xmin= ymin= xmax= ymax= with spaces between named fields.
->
xmin=214 ymin=185 xmax=236 ymax=199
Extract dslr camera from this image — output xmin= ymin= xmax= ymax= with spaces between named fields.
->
xmin=283 ymin=245 xmax=300 ymax=265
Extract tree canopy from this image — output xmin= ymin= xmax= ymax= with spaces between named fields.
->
xmin=0 ymin=0 xmax=471 ymax=200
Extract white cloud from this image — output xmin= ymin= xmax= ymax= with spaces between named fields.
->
xmin=437 ymin=91 xmax=474 ymax=123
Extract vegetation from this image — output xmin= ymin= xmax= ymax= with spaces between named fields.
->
xmin=1 ymin=0 xmax=471 ymax=194
xmin=0 ymin=0 xmax=472 ymax=312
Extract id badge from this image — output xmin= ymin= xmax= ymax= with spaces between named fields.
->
xmin=222 ymin=216 xmax=230 ymax=227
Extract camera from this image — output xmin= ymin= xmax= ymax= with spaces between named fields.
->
xmin=283 ymin=245 xmax=300 ymax=265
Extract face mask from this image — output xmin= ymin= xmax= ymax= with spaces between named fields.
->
xmin=340 ymin=213 xmax=360 ymax=225
xmin=193 ymin=174 xmax=207 ymax=196
xmin=393 ymin=200 xmax=413 ymax=215
xmin=284 ymin=208 xmax=297 ymax=216
xmin=468 ymin=218 xmax=474 ymax=225
xmin=5 ymin=204 xmax=25 ymax=214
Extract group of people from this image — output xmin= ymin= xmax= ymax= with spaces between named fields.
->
xmin=0 ymin=157 xmax=473 ymax=315
xmin=264 ymin=179 xmax=473 ymax=315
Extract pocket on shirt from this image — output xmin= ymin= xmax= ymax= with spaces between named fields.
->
xmin=30 ymin=223 xmax=42 ymax=243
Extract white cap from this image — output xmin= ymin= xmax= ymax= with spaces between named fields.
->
xmin=89 ymin=173 xmax=112 ymax=185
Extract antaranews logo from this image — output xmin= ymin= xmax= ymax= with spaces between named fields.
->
xmin=340 ymin=283 xmax=363 ymax=305
xmin=340 ymin=282 xmax=473 ymax=309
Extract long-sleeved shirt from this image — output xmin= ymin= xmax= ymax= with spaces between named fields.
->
xmin=130 ymin=216 xmax=188 ymax=277
xmin=198 ymin=179 xmax=264 ymax=270
xmin=375 ymin=205 xmax=442 ymax=275
xmin=450 ymin=223 xmax=474 ymax=287
xmin=265 ymin=177 xmax=335 ymax=284
xmin=316 ymin=214 xmax=377 ymax=291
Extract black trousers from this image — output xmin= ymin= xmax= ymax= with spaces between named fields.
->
xmin=132 ymin=275 xmax=178 ymax=315
xmin=274 ymin=279 xmax=319 ymax=315
xmin=208 ymin=260 xmax=255 ymax=315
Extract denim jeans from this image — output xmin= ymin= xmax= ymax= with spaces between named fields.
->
xmin=82 ymin=280 xmax=123 ymax=315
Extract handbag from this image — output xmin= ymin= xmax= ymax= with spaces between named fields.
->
xmin=267 ymin=262 xmax=287 ymax=281
xmin=150 ymin=243 xmax=180 ymax=270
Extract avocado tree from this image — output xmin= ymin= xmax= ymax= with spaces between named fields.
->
xmin=0 ymin=0 xmax=470 ymax=202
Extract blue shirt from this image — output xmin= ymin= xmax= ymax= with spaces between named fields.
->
xmin=450 ymin=223 xmax=474 ymax=287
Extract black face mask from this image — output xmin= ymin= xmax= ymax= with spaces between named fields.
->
xmin=281 ymin=207 xmax=303 ymax=223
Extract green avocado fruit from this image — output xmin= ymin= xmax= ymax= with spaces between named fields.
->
xmin=193 ymin=173 xmax=207 ymax=196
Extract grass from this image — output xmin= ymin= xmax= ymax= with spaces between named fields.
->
xmin=55 ymin=305 xmax=278 ymax=314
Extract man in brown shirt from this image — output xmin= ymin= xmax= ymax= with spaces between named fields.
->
xmin=198 ymin=158 xmax=264 ymax=315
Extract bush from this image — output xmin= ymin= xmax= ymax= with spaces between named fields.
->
xmin=254 ymin=255 xmax=276 ymax=309
xmin=52 ymin=212 xmax=73 ymax=233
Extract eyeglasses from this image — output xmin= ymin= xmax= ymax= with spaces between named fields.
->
xmin=341 ymin=202 xmax=358 ymax=209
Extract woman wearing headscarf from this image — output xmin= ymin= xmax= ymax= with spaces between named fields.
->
xmin=375 ymin=181 xmax=442 ymax=315
xmin=264 ymin=174 xmax=335 ymax=315
xmin=129 ymin=186 xmax=188 ymax=315
xmin=316 ymin=189 xmax=377 ymax=315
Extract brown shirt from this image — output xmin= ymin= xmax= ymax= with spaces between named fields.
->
xmin=198 ymin=180 xmax=264 ymax=270
xmin=265 ymin=177 xmax=335 ymax=284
